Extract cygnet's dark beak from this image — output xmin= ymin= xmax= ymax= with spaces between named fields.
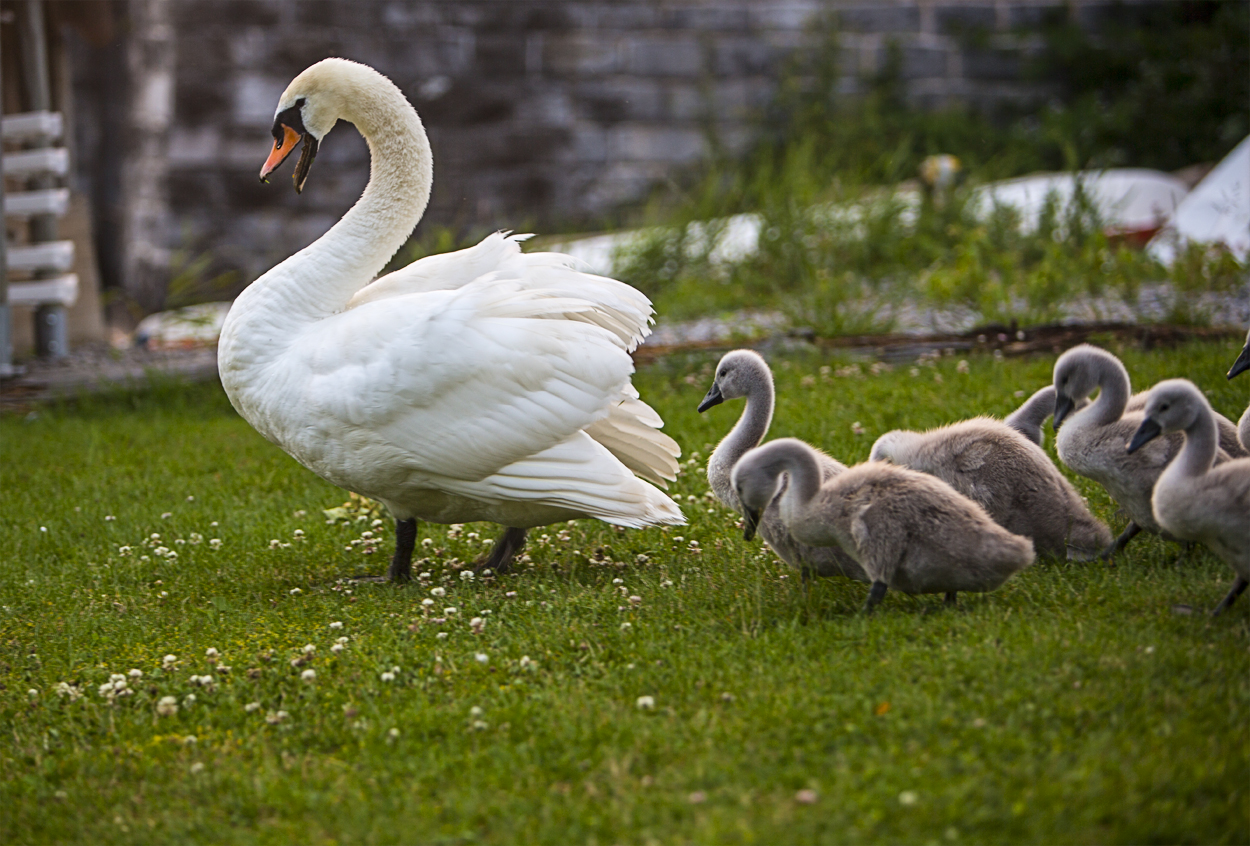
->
xmin=742 ymin=505 xmax=761 ymax=541
xmin=1053 ymin=393 xmax=1076 ymax=431
xmin=697 ymin=382 xmax=724 ymax=413
xmin=1127 ymin=417 xmax=1162 ymax=453
xmin=1229 ymin=344 xmax=1250 ymax=380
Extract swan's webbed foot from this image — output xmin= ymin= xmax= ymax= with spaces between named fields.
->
xmin=475 ymin=527 xmax=527 ymax=575
xmin=863 ymin=580 xmax=888 ymax=614
xmin=1100 ymin=521 xmax=1141 ymax=563
xmin=1211 ymin=578 xmax=1249 ymax=617
xmin=387 ymin=518 xmax=417 ymax=583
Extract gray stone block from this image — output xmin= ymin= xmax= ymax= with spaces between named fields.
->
xmin=232 ymin=74 xmax=287 ymax=127
xmin=903 ymin=45 xmax=950 ymax=79
xmin=837 ymin=4 xmax=921 ymax=34
xmin=574 ymin=79 xmax=665 ymax=123
xmin=935 ymin=4 xmax=998 ymax=36
xmin=748 ymin=2 xmax=823 ymax=31
xmin=609 ymin=125 xmax=705 ymax=163
xmin=962 ymin=47 xmax=1020 ymax=81
xmin=544 ymin=33 xmax=621 ymax=75
xmin=622 ymin=35 xmax=705 ymax=77
xmin=713 ymin=37 xmax=782 ymax=76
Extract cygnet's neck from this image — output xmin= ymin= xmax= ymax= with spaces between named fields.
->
xmin=1172 ymin=405 xmax=1221 ymax=480
xmin=774 ymin=442 xmax=824 ymax=525
xmin=708 ymin=369 xmax=774 ymax=502
xmin=1086 ymin=355 xmax=1132 ymax=426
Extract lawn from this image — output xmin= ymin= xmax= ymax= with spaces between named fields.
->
xmin=1 ymin=338 xmax=1247 ymax=844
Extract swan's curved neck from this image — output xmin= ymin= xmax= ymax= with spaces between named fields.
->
xmin=1089 ymin=357 xmax=1131 ymax=426
xmin=708 ymin=370 xmax=774 ymax=501
xmin=1173 ymin=410 xmax=1220 ymax=479
xmin=1008 ymin=386 xmax=1054 ymax=432
xmin=243 ymin=80 xmax=432 ymax=324
xmin=777 ymin=446 xmax=823 ymax=521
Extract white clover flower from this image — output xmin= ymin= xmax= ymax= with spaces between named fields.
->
xmin=636 ymin=695 xmax=655 ymax=710
xmin=629 ymin=595 xmax=642 ymax=606
xmin=380 ymin=671 xmax=395 ymax=682
xmin=444 ymin=607 xmax=458 ymax=616
xmin=436 ymin=632 xmax=448 ymax=640
xmin=163 ymin=654 xmax=177 ymax=666
xmin=898 ymin=791 xmax=919 ymax=806
xmin=388 ymin=727 xmax=400 ymax=739
xmin=430 ymin=587 xmax=446 ymax=597
xmin=471 ymin=720 xmax=488 ymax=731
xmin=156 ymin=696 xmax=178 ymax=716
xmin=421 ymin=598 xmax=435 ymax=607
xmin=244 ymin=702 xmax=261 ymax=713
xmin=151 ymin=533 xmax=161 ymax=541
xmin=620 ymin=622 xmax=632 ymax=631
xmin=183 ymin=693 xmax=197 ymax=706
xmin=190 ymin=762 xmax=205 ymax=774
xmin=612 ymin=578 xmax=624 ymax=585
xmin=289 ymin=588 xmax=302 ymax=595
xmin=301 ymin=669 xmax=316 ymax=683
xmin=330 ymin=643 xmax=344 ymax=654
xmin=421 ymin=538 xmax=433 ymax=548
xmin=660 ymin=579 xmax=674 ymax=588
xmin=265 ymin=710 xmax=289 ymax=724
xmin=269 ymin=539 xmax=282 ymax=549
xmin=519 ymin=656 xmax=532 ymax=668
xmin=118 ymin=546 xmax=132 ymax=556
xmin=505 ymin=591 xmax=517 ymax=598
xmin=474 ymin=653 xmax=488 ymax=664
xmin=154 ymin=546 xmax=170 ymax=557
xmin=336 ymin=636 xmax=349 ymax=644
xmin=189 ymin=533 xmax=203 ymax=544
xmin=293 ymin=529 xmax=305 ymax=538
xmin=460 ymin=570 xmax=475 ymax=581
xmin=28 ymin=688 xmax=39 ymax=698
xmin=105 ymin=515 xmax=116 ymax=521
xmin=210 ymin=521 xmax=219 ymax=527
xmin=205 ymin=647 xmax=219 ymax=659
xmin=209 ymin=539 xmax=222 ymax=550
xmin=302 ymin=644 xmax=316 ymax=654
xmin=216 ymin=664 xmax=231 ymax=673
xmin=329 ymin=621 xmax=343 ymax=629
xmin=161 ymin=513 xmax=172 ymax=520
xmin=469 ymin=706 xmax=483 ymax=717
xmin=128 ymin=669 xmax=143 ymax=679
xmin=159 ymin=591 xmax=169 ymax=598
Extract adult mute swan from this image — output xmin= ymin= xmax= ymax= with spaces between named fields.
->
xmin=218 ymin=58 xmax=684 ymax=582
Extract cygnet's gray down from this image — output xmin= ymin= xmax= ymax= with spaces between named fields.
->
xmin=1128 ymin=379 xmax=1250 ymax=615
xmin=698 ymin=350 xmax=868 ymax=582
xmin=870 ymin=417 xmax=1112 ymax=560
xmin=1126 ymin=388 xmax=1247 ymax=459
xmin=1228 ymin=328 xmax=1250 ymax=453
xmin=733 ymin=438 xmax=1035 ymax=612
xmin=1053 ymin=344 xmax=1231 ymax=559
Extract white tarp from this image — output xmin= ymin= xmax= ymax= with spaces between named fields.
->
xmin=972 ymin=169 xmax=1189 ymax=235
xmin=1148 ymin=135 xmax=1250 ymax=264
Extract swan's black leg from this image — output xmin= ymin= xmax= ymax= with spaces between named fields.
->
xmin=1100 ymin=521 xmax=1141 ymax=562
xmin=944 ymin=591 xmax=957 ymax=605
xmin=477 ymin=527 xmax=528 ymax=574
xmin=863 ymin=580 xmax=888 ymax=614
xmin=1211 ymin=578 xmax=1249 ymax=617
xmin=387 ymin=518 xmax=417 ymax=583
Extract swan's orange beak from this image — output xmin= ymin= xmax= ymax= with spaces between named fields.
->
xmin=260 ymin=125 xmax=301 ymax=183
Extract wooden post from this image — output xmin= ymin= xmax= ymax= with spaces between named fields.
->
xmin=15 ymin=0 xmax=68 ymax=359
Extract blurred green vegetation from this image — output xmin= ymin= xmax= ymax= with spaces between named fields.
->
xmin=606 ymin=2 xmax=1248 ymax=331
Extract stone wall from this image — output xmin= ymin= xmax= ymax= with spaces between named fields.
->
xmin=68 ymin=0 xmax=1154 ymax=290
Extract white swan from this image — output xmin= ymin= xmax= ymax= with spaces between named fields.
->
xmin=218 ymin=59 xmax=683 ymax=582
xmin=1128 ymin=379 xmax=1250 ymax=615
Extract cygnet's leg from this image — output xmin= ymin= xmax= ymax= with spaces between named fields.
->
xmin=1100 ymin=521 xmax=1141 ymax=562
xmin=944 ymin=592 xmax=957 ymax=605
xmin=1211 ymin=577 xmax=1249 ymax=617
xmin=863 ymin=581 xmax=888 ymax=614
xmin=387 ymin=518 xmax=418 ymax=583
xmin=476 ymin=527 xmax=528 ymax=574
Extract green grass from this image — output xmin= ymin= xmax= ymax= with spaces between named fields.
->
xmin=2 ymin=340 xmax=1248 ymax=844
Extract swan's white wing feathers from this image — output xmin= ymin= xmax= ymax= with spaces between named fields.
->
xmin=289 ymin=274 xmax=636 ymax=484
xmin=350 ymin=232 xmax=654 ymax=351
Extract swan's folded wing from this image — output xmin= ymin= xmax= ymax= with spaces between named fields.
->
xmin=289 ymin=274 xmax=640 ymax=482
xmin=350 ymin=232 xmax=655 ymax=351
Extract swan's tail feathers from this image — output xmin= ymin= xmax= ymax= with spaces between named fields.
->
xmin=468 ymin=433 xmax=685 ymax=528
xmin=518 ymin=259 xmax=655 ymax=351
xmin=585 ymin=391 xmax=681 ymax=488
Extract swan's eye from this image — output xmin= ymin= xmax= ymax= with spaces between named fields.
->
xmin=295 ymin=97 xmax=306 ymax=109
